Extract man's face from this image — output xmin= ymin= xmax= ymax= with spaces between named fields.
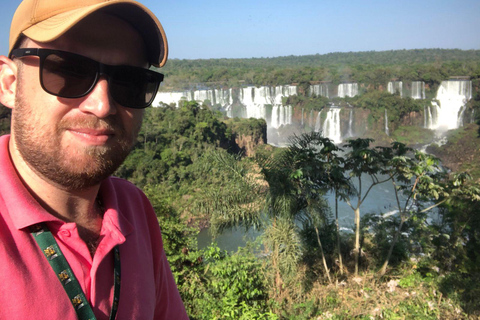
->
xmin=11 ymin=13 xmax=147 ymax=190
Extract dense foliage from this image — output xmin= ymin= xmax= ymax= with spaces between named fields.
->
xmin=117 ymin=101 xmax=232 ymax=188
xmin=120 ymin=98 xmax=480 ymax=318
xmin=2 ymin=49 xmax=480 ymax=318
xmin=0 ymin=107 xmax=10 ymax=136
xmin=158 ymin=49 xmax=480 ymax=90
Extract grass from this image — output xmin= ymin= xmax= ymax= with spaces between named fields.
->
xmin=271 ymin=260 xmax=478 ymax=320
xmin=390 ymin=126 xmax=435 ymax=146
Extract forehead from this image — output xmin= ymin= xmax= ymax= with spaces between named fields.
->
xmin=24 ymin=12 xmax=148 ymax=67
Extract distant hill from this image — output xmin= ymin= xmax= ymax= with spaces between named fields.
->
xmin=158 ymin=49 xmax=480 ymax=90
xmin=164 ymin=49 xmax=480 ymax=68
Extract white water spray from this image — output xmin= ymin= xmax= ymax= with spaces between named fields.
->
xmin=323 ymin=108 xmax=342 ymax=144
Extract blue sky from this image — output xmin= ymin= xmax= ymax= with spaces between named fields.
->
xmin=1 ymin=0 xmax=479 ymax=60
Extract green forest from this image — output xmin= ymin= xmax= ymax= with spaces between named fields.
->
xmin=110 ymin=99 xmax=480 ymax=319
xmin=1 ymin=49 xmax=480 ymax=319
xmin=158 ymin=49 xmax=480 ymax=90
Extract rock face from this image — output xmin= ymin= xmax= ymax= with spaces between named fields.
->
xmin=427 ymin=123 xmax=480 ymax=181
xmin=235 ymin=134 xmax=266 ymax=157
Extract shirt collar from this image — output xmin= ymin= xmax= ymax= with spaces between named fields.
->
xmin=0 ymin=135 xmax=133 ymax=238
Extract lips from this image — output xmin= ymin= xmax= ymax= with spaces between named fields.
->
xmin=67 ymin=127 xmax=116 ymax=145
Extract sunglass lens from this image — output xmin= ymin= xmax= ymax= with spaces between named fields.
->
xmin=109 ymin=67 xmax=160 ymax=108
xmin=41 ymin=52 xmax=97 ymax=98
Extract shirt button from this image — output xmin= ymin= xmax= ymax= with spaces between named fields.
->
xmin=59 ymin=230 xmax=71 ymax=237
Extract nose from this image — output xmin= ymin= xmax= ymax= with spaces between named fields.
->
xmin=78 ymin=76 xmax=117 ymax=118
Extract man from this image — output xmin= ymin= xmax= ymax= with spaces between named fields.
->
xmin=0 ymin=0 xmax=189 ymax=319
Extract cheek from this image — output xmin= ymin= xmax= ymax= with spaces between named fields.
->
xmin=122 ymin=108 xmax=144 ymax=135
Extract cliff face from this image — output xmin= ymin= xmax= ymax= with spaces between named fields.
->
xmin=291 ymin=107 xmax=424 ymax=145
xmin=427 ymin=123 xmax=480 ymax=181
xmin=226 ymin=117 xmax=268 ymax=157
xmin=235 ymin=134 xmax=266 ymax=157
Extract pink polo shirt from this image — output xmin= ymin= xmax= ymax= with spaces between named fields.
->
xmin=0 ymin=135 xmax=189 ymax=319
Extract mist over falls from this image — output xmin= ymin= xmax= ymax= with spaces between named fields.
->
xmin=154 ymin=80 xmax=474 ymax=145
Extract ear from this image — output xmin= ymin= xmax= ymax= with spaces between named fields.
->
xmin=0 ymin=55 xmax=18 ymax=109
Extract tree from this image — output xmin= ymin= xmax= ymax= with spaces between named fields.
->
xmin=343 ymin=138 xmax=392 ymax=276
xmin=378 ymin=147 xmax=480 ymax=275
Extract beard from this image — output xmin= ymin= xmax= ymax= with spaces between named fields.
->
xmin=12 ymin=89 xmax=141 ymax=191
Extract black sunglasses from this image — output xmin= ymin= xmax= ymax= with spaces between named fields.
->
xmin=10 ymin=48 xmax=164 ymax=109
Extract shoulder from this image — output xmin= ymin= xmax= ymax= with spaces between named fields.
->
xmin=107 ymin=176 xmax=149 ymax=202
xmin=102 ymin=176 xmax=156 ymax=223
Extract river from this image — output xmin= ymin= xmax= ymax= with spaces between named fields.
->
xmin=197 ymin=173 xmax=402 ymax=252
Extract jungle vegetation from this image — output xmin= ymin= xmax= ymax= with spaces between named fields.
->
xmin=158 ymin=49 xmax=480 ymax=90
xmin=115 ymin=98 xmax=480 ymax=319
xmin=1 ymin=49 xmax=480 ymax=319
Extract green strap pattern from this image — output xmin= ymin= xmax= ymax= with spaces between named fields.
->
xmin=111 ymin=246 xmax=120 ymax=320
xmin=30 ymin=224 xmax=121 ymax=320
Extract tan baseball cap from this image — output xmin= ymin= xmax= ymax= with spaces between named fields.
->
xmin=9 ymin=0 xmax=168 ymax=67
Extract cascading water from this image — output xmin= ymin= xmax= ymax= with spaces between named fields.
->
xmin=424 ymin=106 xmax=428 ymax=128
xmin=271 ymin=105 xmax=279 ymax=129
xmin=309 ymin=83 xmax=329 ymax=98
xmin=194 ymin=89 xmax=214 ymax=103
xmin=314 ymin=110 xmax=323 ymax=132
xmin=322 ymin=108 xmax=342 ymax=144
xmin=429 ymin=80 xmax=472 ymax=131
xmin=347 ymin=109 xmax=354 ymax=138
xmin=153 ymin=91 xmax=190 ymax=107
xmin=271 ymin=105 xmax=293 ymax=129
xmin=385 ymin=109 xmax=389 ymax=136
xmin=387 ymin=81 xmax=403 ymax=97
xmin=242 ymin=87 xmax=265 ymax=119
xmin=338 ymin=83 xmax=358 ymax=98
xmin=154 ymin=79 xmax=474 ymax=145
xmin=411 ymin=81 xmax=425 ymax=99
xmin=237 ymin=86 xmax=297 ymax=128
xmin=279 ymin=106 xmax=285 ymax=127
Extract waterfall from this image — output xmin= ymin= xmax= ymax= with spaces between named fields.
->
xmin=426 ymin=104 xmax=436 ymax=129
xmin=271 ymin=105 xmax=293 ymax=129
xmin=234 ymin=85 xmax=297 ymax=129
xmin=288 ymin=105 xmax=293 ymax=125
xmin=424 ymin=106 xmax=427 ymax=128
xmin=457 ymin=106 xmax=466 ymax=128
xmin=338 ymin=83 xmax=358 ymax=98
xmin=271 ymin=106 xmax=279 ymax=129
xmin=301 ymin=108 xmax=304 ymax=126
xmin=430 ymin=80 xmax=472 ymax=131
xmin=314 ymin=110 xmax=323 ymax=132
xmin=153 ymin=91 xmax=190 ymax=107
xmin=153 ymin=84 xmax=309 ymax=131
xmin=241 ymin=87 xmax=264 ymax=119
xmin=194 ymin=89 xmax=214 ymax=103
xmin=323 ymin=108 xmax=342 ymax=144
xmin=215 ymin=88 xmax=233 ymax=107
xmin=385 ymin=109 xmax=389 ymax=136
xmin=411 ymin=81 xmax=425 ymax=99
xmin=347 ymin=109 xmax=354 ymax=137
xmin=279 ymin=106 xmax=285 ymax=126
xmin=309 ymin=83 xmax=329 ymax=98
xmin=387 ymin=81 xmax=403 ymax=97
